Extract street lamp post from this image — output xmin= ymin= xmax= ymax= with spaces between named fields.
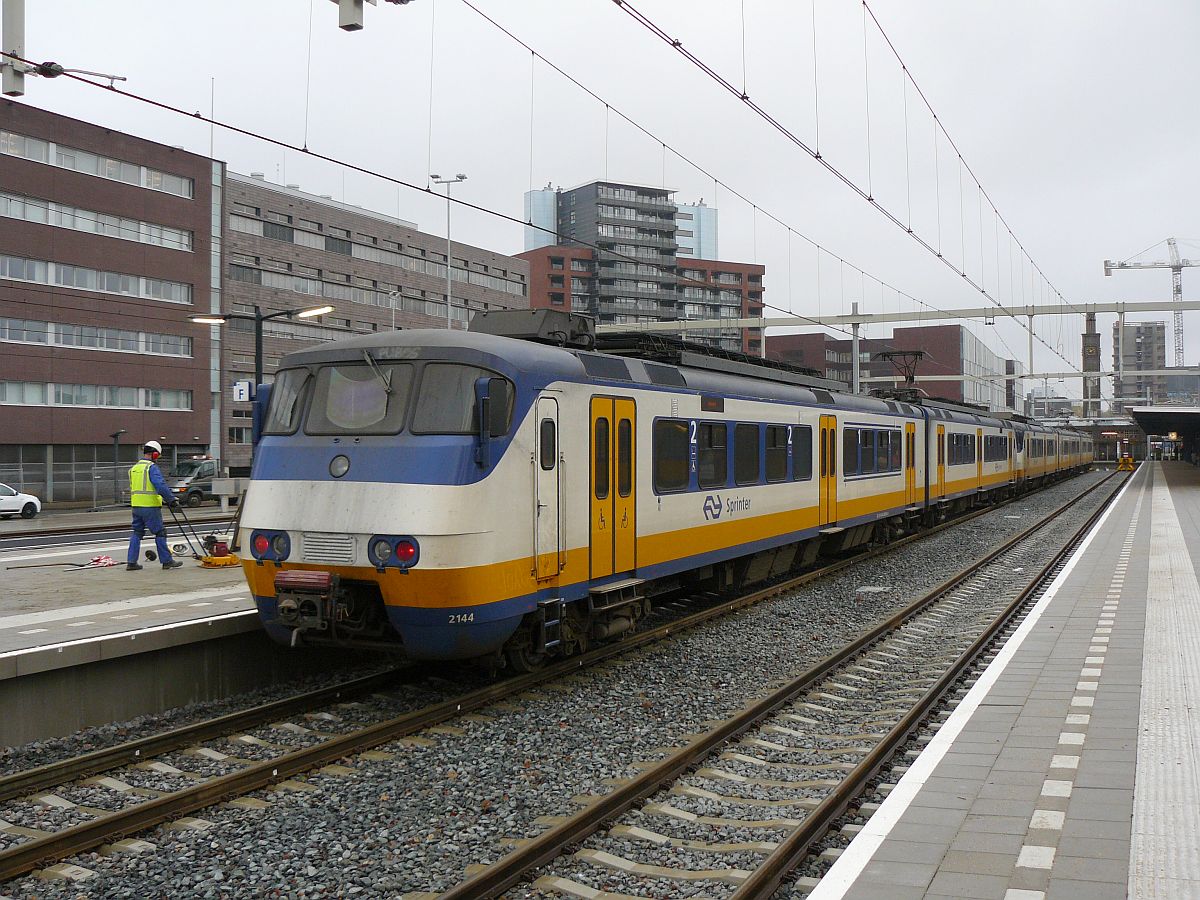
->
xmin=431 ymin=173 xmax=466 ymax=329
xmin=190 ymin=303 xmax=334 ymax=396
xmin=109 ymin=428 xmax=126 ymax=506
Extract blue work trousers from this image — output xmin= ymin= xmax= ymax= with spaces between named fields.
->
xmin=128 ymin=507 xmax=174 ymax=565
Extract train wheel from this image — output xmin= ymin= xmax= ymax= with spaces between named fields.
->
xmin=505 ymin=628 xmax=546 ymax=673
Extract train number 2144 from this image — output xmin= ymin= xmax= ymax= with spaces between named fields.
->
xmin=448 ymin=613 xmax=476 ymax=624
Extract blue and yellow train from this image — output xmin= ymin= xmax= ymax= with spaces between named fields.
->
xmin=239 ymin=311 xmax=1092 ymax=669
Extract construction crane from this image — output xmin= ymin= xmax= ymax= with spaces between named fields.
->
xmin=1104 ymin=237 xmax=1198 ymax=366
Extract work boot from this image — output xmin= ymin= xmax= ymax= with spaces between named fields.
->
xmin=126 ymin=563 xmax=143 ymax=571
xmin=162 ymin=560 xmax=184 ymax=570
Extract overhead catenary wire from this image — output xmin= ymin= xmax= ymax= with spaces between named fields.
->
xmin=607 ymin=0 xmax=1082 ymax=373
xmin=0 ymin=49 xmax=849 ymax=337
xmin=453 ymin=1 xmax=1066 ymax=365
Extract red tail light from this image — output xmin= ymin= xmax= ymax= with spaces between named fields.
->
xmin=395 ymin=540 xmax=417 ymax=563
xmin=253 ymin=534 xmax=270 ymax=556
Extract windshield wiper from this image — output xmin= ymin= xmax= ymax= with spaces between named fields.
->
xmin=362 ymin=350 xmax=392 ymax=394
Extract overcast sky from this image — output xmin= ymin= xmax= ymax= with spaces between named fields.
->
xmin=8 ymin=0 xmax=1200 ymax=401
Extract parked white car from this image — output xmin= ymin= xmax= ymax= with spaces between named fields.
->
xmin=0 ymin=483 xmax=40 ymax=519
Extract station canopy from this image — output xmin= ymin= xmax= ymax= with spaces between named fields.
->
xmin=1128 ymin=406 xmax=1200 ymax=438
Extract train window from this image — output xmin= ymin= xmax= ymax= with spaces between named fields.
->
xmin=1016 ymin=431 xmax=1025 ymax=453
xmin=765 ymin=425 xmax=788 ymax=483
xmin=937 ymin=433 xmax=944 ymax=466
xmin=644 ymin=362 xmax=686 ymax=387
xmin=792 ymin=425 xmax=813 ymax=481
xmin=539 ymin=418 xmax=556 ymax=471
xmin=580 ymin=353 xmax=631 ymax=381
xmin=306 ymin=363 xmax=414 ymax=436
xmin=888 ymin=431 xmax=902 ymax=472
xmin=820 ymin=428 xmax=827 ymax=478
xmin=860 ymin=430 xmax=876 ymax=475
xmin=843 ymin=428 xmax=860 ymax=476
xmin=697 ymin=422 xmax=728 ymax=489
xmin=875 ymin=432 xmax=890 ymax=473
xmin=411 ymin=364 xmax=512 ymax=435
xmin=653 ymin=419 xmax=689 ymax=493
xmin=617 ymin=419 xmax=632 ymax=497
xmin=734 ymin=424 xmax=760 ymax=485
xmin=594 ymin=418 xmax=610 ymax=500
xmin=263 ymin=368 xmax=310 ymax=434
xmin=828 ymin=428 xmax=836 ymax=477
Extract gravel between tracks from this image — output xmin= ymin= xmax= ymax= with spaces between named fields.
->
xmin=2 ymin=471 xmax=1114 ymax=898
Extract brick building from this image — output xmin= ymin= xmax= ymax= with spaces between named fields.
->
xmin=0 ymin=101 xmax=219 ymax=501
xmin=218 ymin=173 xmax=530 ymax=471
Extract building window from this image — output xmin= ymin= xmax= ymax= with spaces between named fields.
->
xmin=327 ymin=226 xmax=350 ymax=238
xmin=227 ymin=426 xmax=252 ymax=445
xmin=0 ymin=253 xmax=191 ymax=304
xmin=0 ymin=191 xmax=193 ymax=251
xmin=232 ymin=202 xmax=259 ymax=216
xmin=1 ymin=129 xmax=193 ymax=197
xmin=325 ymin=235 xmax=352 ymax=255
xmin=263 ymin=221 xmax=294 ymax=242
xmin=549 ymin=293 xmax=565 ymax=306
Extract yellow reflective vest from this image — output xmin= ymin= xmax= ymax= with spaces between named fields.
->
xmin=129 ymin=460 xmax=163 ymax=508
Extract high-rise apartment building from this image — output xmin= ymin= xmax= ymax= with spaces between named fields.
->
xmin=0 ymin=101 xmax=220 ymax=501
xmin=1111 ymin=320 xmax=1167 ymax=409
xmin=519 ymin=181 xmax=758 ymax=352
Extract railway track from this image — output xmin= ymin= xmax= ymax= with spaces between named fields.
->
xmin=436 ymin=470 xmax=1121 ymax=899
xmin=0 ymin=472 xmax=1107 ymax=885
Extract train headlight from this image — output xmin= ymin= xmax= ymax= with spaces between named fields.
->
xmin=370 ymin=539 xmax=394 ymax=565
xmin=329 ymin=454 xmax=350 ymax=478
xmin=271 ymin=533 xmax=291 ymax=559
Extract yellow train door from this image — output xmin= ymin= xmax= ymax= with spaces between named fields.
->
xmin=589 ymin=396 xmax=636 ymax=579
xmin=976 ymin=428 xmax=983 ymax=486
xmin=935 ymin=424 xmax=946 ymax=499
xmin=819 ymin=414 xmax=837 ymax=525
xmin=613 ymin=398 xmax=636 ymax=574
xmin=905 ymin=422 xmax=917 ymax=505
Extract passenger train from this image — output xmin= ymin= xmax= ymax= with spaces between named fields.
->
xmin=239 ymin=311 xmax=1092 ymax=669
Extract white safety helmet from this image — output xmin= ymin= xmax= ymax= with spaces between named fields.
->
xmin=143 ymin=440 xmax=163 ymax=455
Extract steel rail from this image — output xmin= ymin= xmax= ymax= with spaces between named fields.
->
xmin=0 ymin=668 xmax=410 ymax=804
xmin=436 ymin=471 xmax=1119 ymax=899
xmin=0 ymin=471 xmax=1097 ymax=882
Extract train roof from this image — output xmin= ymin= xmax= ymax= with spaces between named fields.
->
xmin=276 ymin=327 xmax=1065 ymax=432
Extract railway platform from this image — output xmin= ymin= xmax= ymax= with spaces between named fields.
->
xmin=813 ymin=461 xmax=1199 ymax=900
xmin=0 ymin=530 xmax=359 ymax=749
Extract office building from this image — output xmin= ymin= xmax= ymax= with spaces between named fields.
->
xmin=0 ymin=103 xmax=532 ymax=495
xmin=0 ymin=100 xmax=219 ymax=501
xmin=1112 ymin=320 xmax=1167 ymax=409
xmin=221 ymin=174 xmax=530 ymax=471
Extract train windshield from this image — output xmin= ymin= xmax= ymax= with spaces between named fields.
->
xmin=263 ymin=368 xmax=309 ymax=435
xmin=306 ymin=363 xmax=414 ymax=435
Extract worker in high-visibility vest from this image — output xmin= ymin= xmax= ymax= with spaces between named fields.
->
xmin=126 ymin=441 xmax=184 ymax=571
